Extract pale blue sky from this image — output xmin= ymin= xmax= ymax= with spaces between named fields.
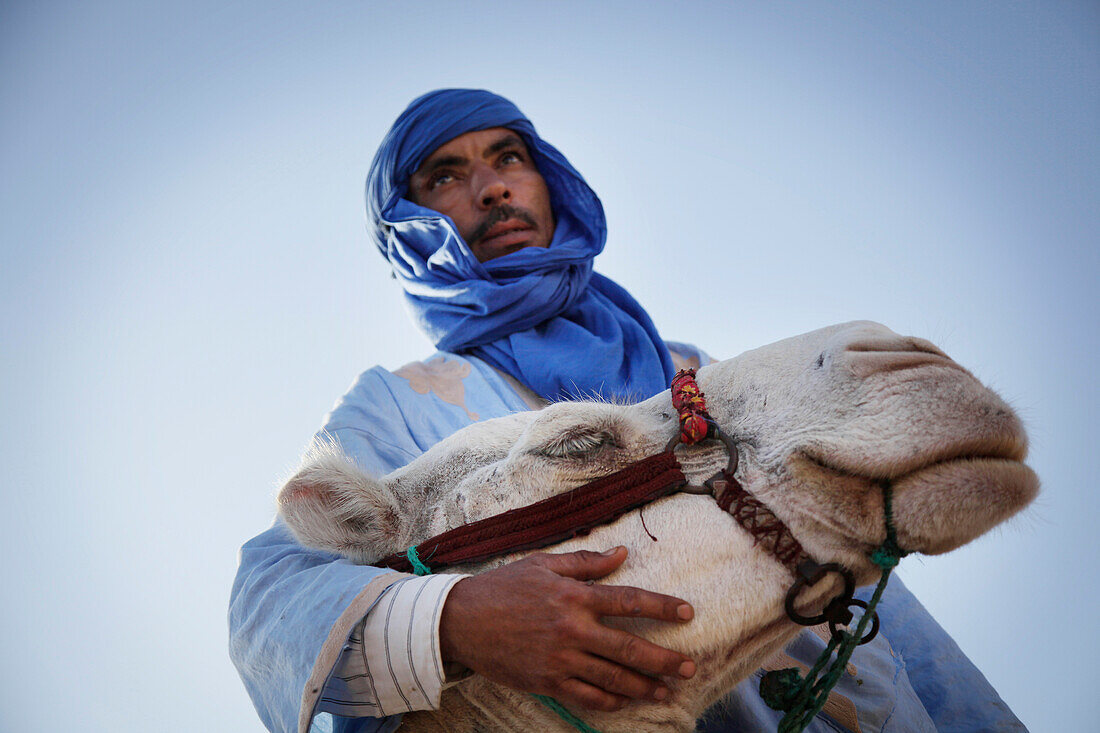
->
xmin=1 ymin=2 xmax=1096 ymax=730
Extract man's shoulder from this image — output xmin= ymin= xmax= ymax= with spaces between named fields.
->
xmin=388 ymin=352 xmax=480 ymax=392
xmin=664 ymin=341 xmax=717 ymax=371
xmin=316 ymin=351 xmax=517 ymax=476
xmin=332 ymin=351 xmax=484 ymax=414
xmin=327 ymin=351 xmax=530 ymax=431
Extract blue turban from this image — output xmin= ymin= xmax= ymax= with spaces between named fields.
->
xmin=365 ymin=89 xmax=674 ymax=402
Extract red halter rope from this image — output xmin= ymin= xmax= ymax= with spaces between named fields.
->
xmin=376 ymin=451 xmax=686 ymax=573
xmin=378 ymin=369 xmax=819 ymax=586
xmin=382 ymin=365 xmax=853 ymax=611
xmin=379 ymin=369 xmax=820 ymax=578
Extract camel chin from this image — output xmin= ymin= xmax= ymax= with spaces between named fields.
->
xmin=891 ymin=457 xmax=1038 ymax=555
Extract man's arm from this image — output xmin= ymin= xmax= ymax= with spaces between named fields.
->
xmin=229 ymin=520 xmax=409 ymax=733
xmin=321 ymin=573 xmax=468 ymax=718
xmin=230 ymin=528 xmax=698 ymax=731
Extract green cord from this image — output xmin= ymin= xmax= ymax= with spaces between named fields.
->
xmin=775 ymin=565 xmax=894 ymax=732
xmin=406 ymin=545 xmax=432 ymax=576
xmin=871 ymin=479 xmax=905 ymax=570
xmin=403 ymin=546 xmax=602 ymax=732
xmin=533 ymin=695 xmax=604 ymax=733
xmin=765 ymin=481 xmax=910 ymax=733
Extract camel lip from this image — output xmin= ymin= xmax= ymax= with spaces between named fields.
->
xmin=797 ymin=442 xmax=1028 ymax=484
xmin=891 ymin=454 xmax=1031 ymax=487
xmin=889 ymin=454 xmax=1036 ymax=484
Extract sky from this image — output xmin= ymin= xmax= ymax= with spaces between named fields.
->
xmin=1 ymin=1 xmax=1096 ymax=731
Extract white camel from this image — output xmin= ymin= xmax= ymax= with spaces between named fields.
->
xmin=278 ymin=321 xmax=1038 ymax=732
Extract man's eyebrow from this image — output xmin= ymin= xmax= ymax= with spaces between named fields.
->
xmin=414 ymin=134 xmax=526 ymax=180
xmin=486 ymin=134 xmax=526 ymax=156
xmin=417 ymin=154 xmax=468 ymax=177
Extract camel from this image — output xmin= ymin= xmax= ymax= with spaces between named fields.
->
xmin=278 ymin=321 xmax=1038 ymax=732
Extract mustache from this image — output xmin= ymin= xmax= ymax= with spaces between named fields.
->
xmin=468 ymin=205 xmax=538 ymax=245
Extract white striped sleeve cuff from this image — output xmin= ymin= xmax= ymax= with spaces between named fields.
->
xmin=317 ymin=573 xmax=469 ymax=717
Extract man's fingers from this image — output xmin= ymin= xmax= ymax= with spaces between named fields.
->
xmin=533 ymin=547 xmax=628 ymax=581
xmin=587 ymin=625 xmax=696 ymax=680
xmin=588 ymin=583 xmax=694 ymax=623
xmin=555 ymin=678 xmax=628 ymax=713
xmin=575 ymin=655 xmax=671 ymax=702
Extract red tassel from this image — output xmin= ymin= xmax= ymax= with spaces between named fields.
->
xmin=681 ymin=413 xmax=709 ymax=444
xmin=671 ymin=368 xmax=713 ymax=445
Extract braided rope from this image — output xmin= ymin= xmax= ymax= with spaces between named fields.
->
xmin=772 ymin=563 xmax=895 ymax=732
xmin=719 ymin=480 xmax=811 ymax=575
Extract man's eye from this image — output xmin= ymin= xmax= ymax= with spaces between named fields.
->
xmin=499 ymin=152 xmax=521 ymax=165
xmin=428 ymin=173 xmax=453 ymax=190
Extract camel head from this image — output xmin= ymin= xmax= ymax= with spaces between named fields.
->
xmin=278 ymin=321 xmax=1037 ymax=729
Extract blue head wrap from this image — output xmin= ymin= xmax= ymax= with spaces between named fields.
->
xmin=365 ymin=89 xmax=674 ymax=402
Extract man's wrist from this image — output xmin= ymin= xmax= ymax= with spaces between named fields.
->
xmin=439 ymin=576 xmax=475 ymax=668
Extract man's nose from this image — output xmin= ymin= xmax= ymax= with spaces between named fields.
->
xmin=473 ymin=165 xmax=511 ymax=209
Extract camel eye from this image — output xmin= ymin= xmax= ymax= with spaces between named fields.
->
xmin=536 ymin=427 xmax=619 ymax=458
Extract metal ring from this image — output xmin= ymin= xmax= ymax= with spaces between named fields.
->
xmin=784 ymin=562 xmax=856 ymax=627
xmin=665 ymin=421 xmax=739 ymax=477
xmin=714 ymin=423 xmax=739 ymax=476
xmin=828 ymin=598 xmax=881 ymax=645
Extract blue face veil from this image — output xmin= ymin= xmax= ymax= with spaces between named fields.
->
xmin=365 ymin=89 xmax=674 ymax=402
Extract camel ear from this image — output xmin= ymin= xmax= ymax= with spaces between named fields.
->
xmin=277 ymin=442 xmax=408 ymax=564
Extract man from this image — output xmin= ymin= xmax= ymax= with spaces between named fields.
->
xmin=230 ymin=89 xmax=1025 ymax=732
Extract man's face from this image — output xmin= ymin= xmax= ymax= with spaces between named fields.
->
xmin=407 ymin=127 xmax=556 ymax=262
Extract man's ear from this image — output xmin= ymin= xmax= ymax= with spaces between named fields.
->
xmin=277 ymin=443 xmax=408 ymax=564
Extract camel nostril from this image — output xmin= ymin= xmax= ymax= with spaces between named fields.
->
xmin=840 ymin=335 xmax=962 ymax=378
xmin=846 ymin=349 xmax=964 ymax=379
xmin=845 ymin=337 xmax=949 ymax=359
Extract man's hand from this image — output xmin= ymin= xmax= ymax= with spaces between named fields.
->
xmin=439 ymin=546 xmax=696 ymax=712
